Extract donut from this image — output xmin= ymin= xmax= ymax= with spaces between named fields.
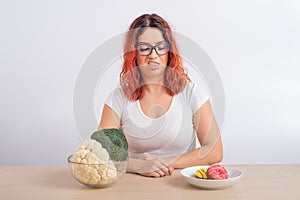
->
xmin=207 ymin=164 xmax=229 ymax=180
xmin=195 ymin=168 xmax=209 ymax=179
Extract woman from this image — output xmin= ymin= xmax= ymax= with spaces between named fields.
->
xmin=99 ymin=13 xmax=223 ymax=178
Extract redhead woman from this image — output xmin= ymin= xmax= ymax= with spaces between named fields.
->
xmin=99 ymin=13 xmax=223 ymax=178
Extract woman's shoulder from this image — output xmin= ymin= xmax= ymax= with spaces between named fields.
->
xmin=179 ymin=81 xmax=210 ymax=111
xmin=182 ymin=81 xmax=209 ymax=95
xmin=181 ymin=81 xmax=198 ymax=95
xmin=111 ymin=85 xmax=123 ymax=93
xmin=105 ymin=85 xmax=128 ymax=117
xmin=106 ymin=85 xmax=127 ymax=104
xmin=184 ymin=81 xmax=196 ymax=90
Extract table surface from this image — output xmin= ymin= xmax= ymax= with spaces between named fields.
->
xmin=1 ymin=165 xmax=299 ymax=200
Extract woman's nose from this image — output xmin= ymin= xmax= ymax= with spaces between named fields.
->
xmin=148 ymin=48 xmax=158 ymax=59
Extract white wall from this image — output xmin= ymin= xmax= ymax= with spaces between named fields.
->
xmin=1 ymin=0 xmax=299 ymax=165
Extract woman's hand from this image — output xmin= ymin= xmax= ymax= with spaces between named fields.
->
xmin=137 ymin=153 xmax=174 ymax=178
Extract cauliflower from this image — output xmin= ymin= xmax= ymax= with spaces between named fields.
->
xmin=71 ymin=139 xmax=117 ymax=186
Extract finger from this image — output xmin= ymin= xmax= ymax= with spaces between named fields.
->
xmin=154 ymin=161 xmax=171 ymax=175
xmin=151 ymin=162 xmax=165 ymax=176
xmin=168 ymin=166 xmax=174 ymax=175
xmin=139 ymin=171 xmax=160 ymax=178
xmin=155 ymin=169 xmax=165 ymax=177
xmin=150 ymin=171 xmax=160 ymax=178
xmin=161 ymin=166 xmax=170 ymax=175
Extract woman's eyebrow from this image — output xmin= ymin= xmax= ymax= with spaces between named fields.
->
xmin=137 ymin=41 xmax=166 ymax=45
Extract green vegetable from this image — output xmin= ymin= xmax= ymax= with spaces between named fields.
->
xmin=91 ymin=128 xmax=128 ymax=161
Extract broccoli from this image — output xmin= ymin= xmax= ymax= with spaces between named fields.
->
xmin=91 ymin=128 xmax=128 ymax=161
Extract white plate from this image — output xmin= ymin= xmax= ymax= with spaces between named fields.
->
xmin=180 ymin=165 xmax=242 ymax=190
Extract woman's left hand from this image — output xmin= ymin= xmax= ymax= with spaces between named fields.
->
xmin=140 ymin=153 xmax=174 ymax=176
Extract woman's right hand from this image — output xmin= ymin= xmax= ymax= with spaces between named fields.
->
xmin=137 ymin=153 xmax=174 ymax=178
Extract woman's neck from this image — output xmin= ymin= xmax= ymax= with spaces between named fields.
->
xmin=143 ymin=83 xmax=167 ymax=95
xmin=141 ymin=74 xmax=166 ymax=94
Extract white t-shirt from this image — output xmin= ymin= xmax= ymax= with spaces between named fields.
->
xmin=105 ymin=81 xmax=209 ymax=158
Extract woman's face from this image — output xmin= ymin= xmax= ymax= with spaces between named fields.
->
xmin=136 ymin=28 xmax=169 ymax=82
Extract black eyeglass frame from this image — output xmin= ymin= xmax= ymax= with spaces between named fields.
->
xmin=135 ymin=41 xmax=170 ymax=56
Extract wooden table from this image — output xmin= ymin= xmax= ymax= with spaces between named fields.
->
xmin=0 ymin=165 xmax=299 ymax=199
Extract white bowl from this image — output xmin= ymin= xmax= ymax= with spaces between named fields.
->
xmin=180 ymin=165 xmax=242 ymax=190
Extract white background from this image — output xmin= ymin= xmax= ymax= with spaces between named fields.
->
xmin=1 ymin=0 xmax=299 ymax=165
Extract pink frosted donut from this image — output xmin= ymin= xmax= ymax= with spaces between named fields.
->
xmin=207 ymin=164 xmax=229 ymax=180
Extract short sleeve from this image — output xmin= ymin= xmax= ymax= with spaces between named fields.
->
xmin=105 ymin=87 xmax=125 ymax=118
xmin=187 ymin=82 xmax=210 ymax=114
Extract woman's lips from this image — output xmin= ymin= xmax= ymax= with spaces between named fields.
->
xmin=148 ymin=61 xmax=160 ymax=70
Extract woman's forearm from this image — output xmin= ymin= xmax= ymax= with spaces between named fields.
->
xmin=126 ymin=157 xmax=141 ymax=173
xmin=166 ymin=137 xmax=223 ymax=169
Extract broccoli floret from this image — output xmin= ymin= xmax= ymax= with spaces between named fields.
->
xmin=91 ymin=128 xmax=128 ymax=161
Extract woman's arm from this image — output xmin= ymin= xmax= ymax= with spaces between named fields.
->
xmin=165 ymin=100 xmax=223 ymax=169
xmin=98 ymin=105 xmax=121 ymax=130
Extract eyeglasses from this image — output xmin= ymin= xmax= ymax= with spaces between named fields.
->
xmin=135 ymin=42 xmax=169 ymax=56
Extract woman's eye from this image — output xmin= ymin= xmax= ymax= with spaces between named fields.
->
xmin=157 ymin=44 xmax=168 ymax=50
xmin=158 ymin=46 xmax=167 ymax=51
xmin=138 ymin=46 xmax=150 ymax=51
xmin=140 ymin=48 xmax=150 ymax=51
